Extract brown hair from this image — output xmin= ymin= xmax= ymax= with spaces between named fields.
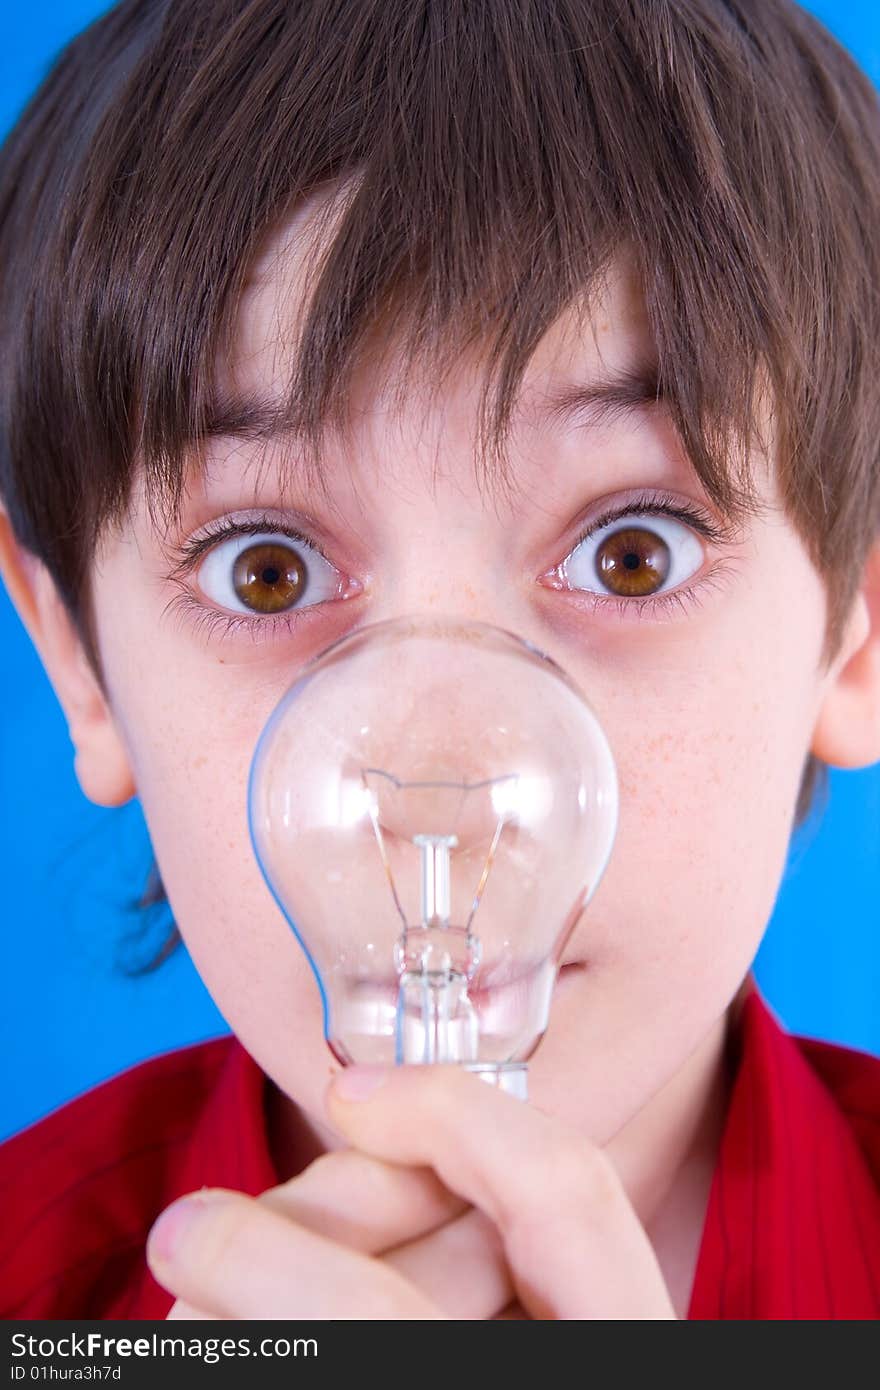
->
xmin=1 ymin=0 xmax=878 ymax=968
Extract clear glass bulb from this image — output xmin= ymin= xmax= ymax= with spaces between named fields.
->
xmin=248 ymin=615 xmax=618 ymax=1097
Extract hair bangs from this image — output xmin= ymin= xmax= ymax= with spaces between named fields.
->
xmin=54 ymin=0 xmax=786 ymax=551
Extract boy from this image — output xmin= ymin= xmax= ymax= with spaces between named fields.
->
xmin=1 ymin=0 xmax=879 ymax=1320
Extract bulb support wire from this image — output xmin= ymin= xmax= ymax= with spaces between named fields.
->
xmin=359 ymin=766 xmax=518 ymax=938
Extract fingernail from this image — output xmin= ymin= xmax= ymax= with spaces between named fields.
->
xmin=331 ymin=1065 xmax=390 ymax=1102
xmin=147 ymin=1189 xmax=231 ymax=1264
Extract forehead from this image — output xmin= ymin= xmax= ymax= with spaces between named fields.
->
xmin=135 ymin=183 xmax=774 ymax=540
xmin=223 ymin=185 xmax=655 ymax=422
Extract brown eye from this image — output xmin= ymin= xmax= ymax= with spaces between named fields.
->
xmin=595 ymin=525 xmax=671 ymax=597
xmin=231 ymin=541 xmax=307 ymax=613
xmin=195 ymin=525 xmax=343 ymax=620
xmin=559 ymin=510 xmax=704 ymax=604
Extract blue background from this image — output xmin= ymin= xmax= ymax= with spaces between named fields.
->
xmin=1 ymin=1 xmax=878 ymax=1141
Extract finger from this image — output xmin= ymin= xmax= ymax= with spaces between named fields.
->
xmin=255 ymin=1147 xmax=468 ymax=1252
xmin=146 ymin=1187 xmax=445 ymax=1320
xmin=384 ymin=1205 xmax=514 ymax=1319
xmin=326 ymin=1066 xmax=676 ymax=1320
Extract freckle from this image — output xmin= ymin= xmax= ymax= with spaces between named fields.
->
xmin=192 ymin=755 xmax=207 ymax=769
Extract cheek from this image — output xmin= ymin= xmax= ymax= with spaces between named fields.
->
xmin=530 ymin=563 xmax=825 ymax=1132
xmin=98 ymin=613 xmax=336 ymax=1113
xmin=576 ymin=560 xmax=823 ymax=1013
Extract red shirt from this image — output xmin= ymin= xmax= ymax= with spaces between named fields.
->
xmin=2 ymin=983 xmax=879 ymax=1320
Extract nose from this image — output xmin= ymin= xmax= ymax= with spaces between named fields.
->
xmin=364 ymin=516 xmax=534 ymax=641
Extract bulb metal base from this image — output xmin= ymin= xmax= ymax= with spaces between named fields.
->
xmin=463 ymin=1061 xmax=528 ymax=1102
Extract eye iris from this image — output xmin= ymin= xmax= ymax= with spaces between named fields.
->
xmin=232 ymin=542 xmax=306 ymax=613
xmin=595 ymin=525 xmax=671 ymax=597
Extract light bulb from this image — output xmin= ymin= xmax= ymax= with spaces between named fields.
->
xmin=248 ymin=614 xmax=618 ymax=1099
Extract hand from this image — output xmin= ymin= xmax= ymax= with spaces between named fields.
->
xmin=147 ymin=1065 xmax=677 ymax=1319
xmin=157 ymin=1146 xmax=502 ymax=1320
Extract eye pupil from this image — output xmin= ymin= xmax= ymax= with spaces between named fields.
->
xmin=622 ymin=552 xmax=640 ymax=571
xmin=262 ymin=566 xmax=280 ymax=584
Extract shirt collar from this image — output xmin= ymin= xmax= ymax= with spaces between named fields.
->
xmin=688 ymin=980 xmax=880 ymax=1318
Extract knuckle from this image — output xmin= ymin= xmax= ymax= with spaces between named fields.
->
xmin=556 ymin=1134 xmax=620 ymax=1209
xmin=298 ymin=1148 xmax=399 ymax=1203
xmin=185 ymin=1194 xmax=252 ymax=1272
xmin=506 ymin=1137 xmax=621 ymax=1258
xmin=335 ymin=1151 xmax=405 ymax=1215
xmin=294 ymin=1150 xmax=348 ymax=1187
xmin=365 ymin=1259 xmax=446 ymax=1320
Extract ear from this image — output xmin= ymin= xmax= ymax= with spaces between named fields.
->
xmin=0 ymin=507 xmax=136 ymax=807
xmin=810 ymin=539 xmax=880 ymax=769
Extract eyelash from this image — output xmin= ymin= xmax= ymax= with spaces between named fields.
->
xmin=162 ymin=491 xmax=733 ymax=642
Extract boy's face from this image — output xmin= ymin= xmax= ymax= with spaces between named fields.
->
xmin=85 ymin=191 xmax=838 ymax=1143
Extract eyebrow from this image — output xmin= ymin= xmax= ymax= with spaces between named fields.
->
xmin=200 ymin=391 xmax=295 ymax=442
xmin=199 ymin=360 xmax=664 ymax=443
xmin=537 ymin=358 xmax=663 ymax=432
